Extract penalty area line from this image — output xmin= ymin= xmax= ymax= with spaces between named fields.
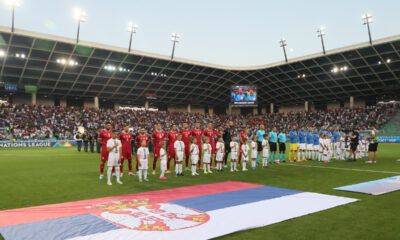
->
xmin=281 ymin=163 xmax=400 ymax=175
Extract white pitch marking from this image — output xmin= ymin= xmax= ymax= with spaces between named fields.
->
xmin=281 ymin=163 xmax=400 ymax=175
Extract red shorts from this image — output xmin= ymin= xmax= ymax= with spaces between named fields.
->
xmin=154 ymin=146 xmax=161 ymax=159
xmin=168 ymin=147 xmax=175 ymax=159
xmin=101 ymin=148 xmax=109 ymax=161
xmin=121 ymin=149 xmax=132 ymax=160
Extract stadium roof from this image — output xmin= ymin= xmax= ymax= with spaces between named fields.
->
xmin=0 ymin=25 xmax=399 ymax=106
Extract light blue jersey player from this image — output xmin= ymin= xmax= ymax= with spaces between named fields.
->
xmin=298 ymin=127 xmax=306 ymax=161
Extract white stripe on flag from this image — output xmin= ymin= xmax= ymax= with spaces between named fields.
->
xmin=68 ymin=192 xmax=357 ymax=240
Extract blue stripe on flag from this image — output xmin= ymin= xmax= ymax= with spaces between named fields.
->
xmin=0 ymin=214 xmax=120 ymax=240
xmin=169 ymin=186 xmax=302 ymax=212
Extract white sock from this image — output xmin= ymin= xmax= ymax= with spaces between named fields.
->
xmin=160 ymin=170 xmax=165 ymax=177
xmin=251 ymin=160 xmax=255 ymax=168
xmin=115 ymin=167 xmax=120 ymax=182
xmin=107 ymin=167 xmax=112 ymax=182
xmin=208 ymin=164 xmax=210 ymax=172
xmin=138 ymin=169 xmax=142 ymax=181
xmin=204 ymin=164 xmax=207 ymax=171
xmin=242 ymin=161 xmax=246 ymax=170
xmin=144 ymin=169 xmax=148 ymax=179
xmin=230 ymin=162 xmax=233 ymax=170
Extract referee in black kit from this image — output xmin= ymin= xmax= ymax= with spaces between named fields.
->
xmin=223 ymin=121 xmax=235 ymax=167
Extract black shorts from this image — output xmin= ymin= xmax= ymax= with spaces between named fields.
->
xmin=350 ymin=142 xmax=358 ymax=152
xmin=279 ymin=143 xmax=286 ymax=152
xmin=257 ymin=141 xmax=263 ymax=152
xmin=368 ymin=143 xmax=378 ymax=152
xmin=270 ymin=142 xmax=277 ymax=152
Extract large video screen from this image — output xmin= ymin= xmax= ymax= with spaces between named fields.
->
xmin=231 ymin=85 xmax=257 ymax=106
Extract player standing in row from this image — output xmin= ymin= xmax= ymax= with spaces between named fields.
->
xmin=151 ymin=124 xmax=166 ymax=174
xmin=98 ymin=122 xmax=112 ymax=180
xmin=190 ymin=137 xmax=200 ymax=176
xmin=119 ymin=125 xmax=133 ymax=177
xmin=298 ymin=126 xmax=306 ymax=161
xmin=179 ymin=122 xmax=192 ymax=171
xmin=167 ymin=124 xmax=179 ymax=172
xmin=203 ymin=123 xmax=215 ymax=167
xmin=191 ymin=122 xmax=203 ymax=169
xmin=289 ymin=125 xmax=299 ymax=162
xmin=251 ymin=136 xmax=258 ymax=169
xmin=241 ymin=137 xmax=249 ymax=171
xmin=137 ymin=139 xmax=149 ymax=182
xmin=262 ymin=134 xmax=269 ymax=168
xmin=215 ymin=136 xmax=225 ymax=172
xmin=203 ymin=137 xmax=212 ymax=173
xmin=214 ymin=126 xmax=223 ymax=167
xmin=230 ymin=135 xmax=239 ymax=171
xmin=159 ymin=141 xmax=168 ymax=180
xmin=238 ymin=126 xmax=248 ymax=166
xmin=306 ymin=127 xmax=314 ymax=161
xmin=106 ymin=130 xmax=123 ymax=185
xmin=312 ymin=128 xmax=319 ymax=160
xmin=135 ymin=128 xmax=150 ymax=174
xmin=174 ymin=133 xmax=185 ymax=176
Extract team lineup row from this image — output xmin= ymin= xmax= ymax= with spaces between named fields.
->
xmin=97 ymin=122 xmax=379 ymax=185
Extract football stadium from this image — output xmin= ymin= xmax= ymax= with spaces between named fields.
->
xmin=0 ymin=1 xmax=400 ymax=239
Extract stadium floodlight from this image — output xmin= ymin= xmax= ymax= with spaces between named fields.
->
xmin=171 ymin=33 xmax=180 ymax=61
xmin=386 ymin=59 xmax=391 ymax=63
xmin=15 ymin=53 xmax=25 ymax=58
xmin=4 ymin=0 xmax=20 ymax=33
xmin=0 ymin=49 xmax=6 ymax=57
xmin=74 ymin=8 xmax=86 ymax=43
xmin=279 ymin=38 xmax=288 ymax=63
xmin=316 ymin=26 xmax=326 ymax=54
xmin=127 ymin=22 xmax=138 ymax=53
xmin=362 ymin=13 xmax=373 ymax=45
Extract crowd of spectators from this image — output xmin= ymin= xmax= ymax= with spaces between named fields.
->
xmin=0 ymin=102 xmax=397 ymax=141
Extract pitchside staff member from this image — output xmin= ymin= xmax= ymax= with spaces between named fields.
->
xmin=83 ymin=132 xmax=89 ymax=152
xmin=89 ymin=131 xmax=96 ymax=153
xmin=223 ymin=121 xmax=235 ymax=166
xmin=367 ymin=128 xmax=379 ymax=164
xmin=75 ymin=132 xmax=83 ymax=152
xmin=349 ymin=129 xmax=360 ymax=162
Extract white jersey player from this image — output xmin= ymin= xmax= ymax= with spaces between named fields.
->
xmin=137 ymin=140 xmax=150 ymax=182
xmin=230 ymin=136 xmax=239 ymax=172
xmin=251 ymin=137 xmax=258 ymax=169
xmin=215 ymin=136 xmax=225 ymax=171
xmin=106 ymin=130 xmax=123 ymax=185
xmin=262 ymin=135 xmax=269 ymax=168
xmin=174 ymin=134 xmax=185 ymax=176
xmin=241 ymin=138 xmax=249 ymax=171
xmin=159 ymin=141 xmax=167 ymax=180
xmin=203 ymin=138 xmax=212 ymax=174
xmin=190 ymin=138 xmax=200 ymax=176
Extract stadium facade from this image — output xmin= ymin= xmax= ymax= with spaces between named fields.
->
xmin=0 ymin=25 xmax=399 ymax=114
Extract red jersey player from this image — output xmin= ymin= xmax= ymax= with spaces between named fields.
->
xmin=135 ymin=128 xmax=150 ymax=173
xmin=119 ymin=125 xmax=133 ymax=177
xmin=98 ymin=122 xmax=112 ymax=179
xmin=179 ymin=122 xmax=192 ymax=169
xmin=238 ymin=126 xmax=248 ymax=165
xmin=191 ymin=122 xmax=203 ymax=168
xmin=167 ymin=124 xmax=179 ymax=172
xmin=151 ymin=123 xmax=166 ymax=174
xmin=203 ymin=123 xmax=215 ymax=166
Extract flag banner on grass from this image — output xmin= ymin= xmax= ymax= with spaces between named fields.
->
xmin=24 ymin=85 xmax=37 ymax=94
xmin=334 ymin=176 xmax=400 ymax=195
xmin=4 ymin=83 xmax=17 ymax=93
xmin=0 ymin=181 xmax=357 ymax=240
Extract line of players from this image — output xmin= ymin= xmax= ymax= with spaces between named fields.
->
xmin=97 ymin=122 xmax=376 ymax=185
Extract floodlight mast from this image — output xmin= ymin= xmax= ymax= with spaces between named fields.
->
xmin=74 ymin=8 xmax=86 ymax=43
xmin=4 ymin=0 xmax=20 ymax=33
xmin=279 ymin=38 xmax=288 ymax=63
xmin=317 ymin=26 xmax=326 ymax=54
xmin=362 ymin=13 xmax=373 ymax=45
xmin=171 ymin=33 xmax=180 ymax=61
xmin=127 ymin=22 xmax=138 ymax=52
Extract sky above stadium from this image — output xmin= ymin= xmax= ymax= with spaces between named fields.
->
xmin=0 ymin=0 xmax=399 ymax=66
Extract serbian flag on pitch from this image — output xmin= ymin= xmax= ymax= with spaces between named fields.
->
xmin=0 ymin=182 xmax=357 ymax=240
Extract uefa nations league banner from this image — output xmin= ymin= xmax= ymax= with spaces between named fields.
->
xmin=378 ymin=136 xmax=400 ymax=143
xmin=0 ymin=140 xmax=76 ymax=148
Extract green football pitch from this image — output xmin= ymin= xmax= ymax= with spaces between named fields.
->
xmin=1 ymin=143 xmax=400 ymax=240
